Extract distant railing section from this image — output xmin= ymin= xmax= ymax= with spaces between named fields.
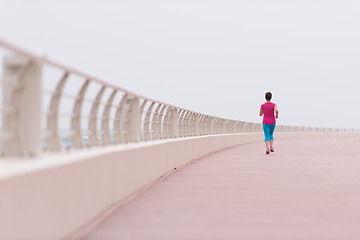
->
xmin=0 ymin=39 xmax=357 ymax=158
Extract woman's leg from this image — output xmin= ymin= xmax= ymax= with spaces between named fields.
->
xmin=262 ymin=124 xmax=270 ymax=150
xmin=269 ymin=124 xmax=276 ymax=148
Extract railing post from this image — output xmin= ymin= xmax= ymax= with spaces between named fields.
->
xmin=143 ymin=102 xmax=155 ymax=141
xmin=128 ymin=96 xmax=140 ymax=142
xmin=185 ymin=111 xmax=191 ymax=136
xmin=150 ymin=104 xmax=162 ymax=140
xmin=2 ymin=56 xmax=42 ymax=157
xmin=139 ymin=100 xmax=148 ymax=141
xmin=170 ymin=108 xmax=179 ymax=138
xmin=89 ymin=86 xmax=106 ymax=147
xmin=222 ymin=119 xmax=227 ymax=134
xmin=177 ymin=110 xmax=186 ymax=137
xmin=202 ymin=116 xmax=207 ymax=135
xmin=101 ymin=90 xmax=117 ymax=145
xmin=251 ymin=123 xmax=256 ymax=132
xmin=210 ymin=117 xmax=215 ymax=135
xmin=188 ymin=112 xmax=193 ymax=136
xmin=71 ymin=80 xmax=90 ymax=149
xmin=242 ymin=122 xmax=247 ymax=132
xmin=198 ymin=115 xmax=204 ymax=135
xmin=256 ymin=123 xmax=260 ymax=132
xmin=158 ymin=105 xmax=166 ymax=139
xmin=47 ymin=72 xmax=69 ymax=152
xmin=162 ymin=107 xmax=169 ymax=139
xmin=114 ymin=94 xmax=128 ymax=143
xmin=194 ymin=114 xmax=200 ymax=136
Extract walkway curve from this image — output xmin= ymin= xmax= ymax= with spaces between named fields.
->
xmin=83 ymin=135 xmax=360 ymax=240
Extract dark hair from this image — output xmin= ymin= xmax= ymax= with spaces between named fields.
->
xmin=265 ymin=92 xmax=272 ymax=101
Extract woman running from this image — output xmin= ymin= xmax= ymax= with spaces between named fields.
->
xmin=259 ymin=92 xmax=279 ymax=154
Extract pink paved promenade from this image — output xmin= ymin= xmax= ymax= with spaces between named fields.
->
xmin=83 ymin=135 xmax=360 ymax=240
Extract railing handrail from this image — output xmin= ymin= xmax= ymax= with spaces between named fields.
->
xmin=0 ymin=37 xmax=357 ymax=158
xmin=0 ymin=38 xmax=205 ymax=116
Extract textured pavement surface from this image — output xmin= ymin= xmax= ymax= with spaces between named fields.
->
xmin=83 ymin=135 xmax=360 ymax=240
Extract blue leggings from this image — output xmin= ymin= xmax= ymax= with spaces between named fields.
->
xmin=263 ymin=124 xmax=276 ymax=142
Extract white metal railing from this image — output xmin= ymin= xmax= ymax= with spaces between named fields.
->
xmin=0 ymin=38 xmax=356 ymax=158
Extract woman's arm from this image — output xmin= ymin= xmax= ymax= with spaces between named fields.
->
xmin=274 ymin=104 xmax=279 ymax=118
xmin=259 ymin=107 xmax=263 ymax=116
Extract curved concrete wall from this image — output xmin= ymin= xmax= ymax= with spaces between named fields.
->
xmin=0 ymin=132 xmax=350 ymax=239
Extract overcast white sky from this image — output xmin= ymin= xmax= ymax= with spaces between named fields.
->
xmin=1 ymin=0 xmax=359 ymax=129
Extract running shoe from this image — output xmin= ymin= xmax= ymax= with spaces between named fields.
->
xmin=270 ymin=147 xmax=274 ymax=153
xmin=266 ymin=149 xmax=270 ymax=154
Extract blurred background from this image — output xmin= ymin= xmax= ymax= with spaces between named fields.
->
xmin=1 ymin=0 xmax=359 ymax=129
